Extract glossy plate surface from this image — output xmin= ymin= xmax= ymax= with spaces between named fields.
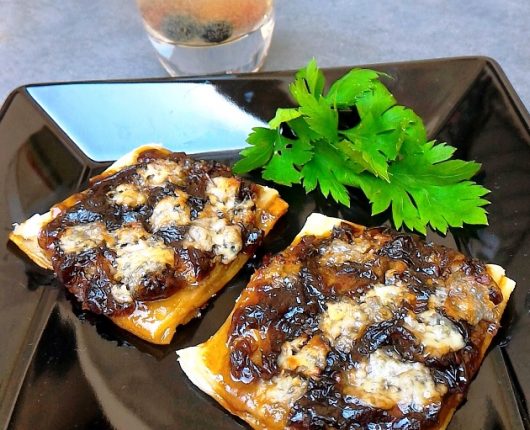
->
xmin=0 ymin=57 xmax=528 ymax=429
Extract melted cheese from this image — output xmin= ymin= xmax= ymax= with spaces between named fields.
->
xmin=319 ymin=285 xmax=407 ymax=352
xmin=173 ymin=176 xmax=253 ymax=264
xmin=319 ymin=297 xmax=372 ymax=352
xmin=112 ymin=224 xmax=147 ymax=245
xmin=344 ymin=349 xmax=447 ymax=413
xmin=257 ymin=374 xmax=308 ymax=409
xmin=319 ymin=238 xmax=373 ymax=266
xmin=233 ymin=198 xmax=255 ymax=224
xmin=404 ymin=310 xmax=465 ymax=357
xmin=9 ymin=144 xmax=290 ymax=348
xmin=107 ymin=183 xmax=147 ymax=207
xmin=432 ymin=272 xmax=496 ymax=324
xmin=60 ymin=221 xmax=176 ymax=304
xmin=206 ymin=176 xmax=255 ymax=224
xmin=185 ymin=222 xmax=212 ymax=251
xmin=111 ymin=283 xmax=135 ymax=304
xmin=149 ymin=192 xmax=191 ymax=231
xmin=207 ymin=176 xmax=239 ymax=210
xmin=429 ymin=287 xmax=448 ymax=308
xmin=173 ymin=214 xmax=516 ymax=429
xmin=213 ymin=225 xmax=243 ymax=263
xmin=365 ymin=284 xmax=407 ymax=306
xmin=137 ymin=159 xmax=184 ymax=187
xmin=185 ymin=217 xmax=242 ymax=264
xmin=58 ymin=222 xmax=107 ymax=254
xmin=278 ymin=335 xmax=329 ymax=378
xmin=113 ymin=227 xmax=174 ymax=301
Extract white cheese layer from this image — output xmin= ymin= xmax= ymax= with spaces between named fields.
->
xmin=365 ymin=284 xmax=407 ymax=306
xmin=439 ymin=271 xmax=496 ymax=324
xmin=344 ymin=349 xmax=447 ymax=413
xmin=112 ymin=224 xmax=146 ymax=246
xmin=319 ymin=284 xmax=406 ymax=353
xmin=137 ymin=159 xmax=184 ymax=187
xmin=206 ymin=176 xmax=255 ymax=224
xmin=278 ymin=335 xmax=329 ymax=378
xmin=256 ymin=374 xmax=308 ymax=417
xmin=185 ymin=217 xmax=242 ymax=264
xmin=107 ymin=183 xmax=147 ymax=207
xmin=149 ymin=191 xmax=191 ymax=231
xmin=112 ymin=225 xmax=174 ymax=302
xmin=404 ymin=310 xmax=465 ymax=357
xmin=58 ymin=222 xmax=107 ymax=254
xmin=207 ymin=176 xmax=239 ymax=212
xmin=319 ymin=297 xmax=373 ymax=353
xmin=319 ymin=237 xmax=373 ymax=266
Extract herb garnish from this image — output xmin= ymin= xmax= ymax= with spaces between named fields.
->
xmin=233 ymin=59 xmax=489 ymax=234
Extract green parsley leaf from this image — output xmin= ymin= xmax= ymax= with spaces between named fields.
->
xmin=338 ymin=106 xmax=425 ymax=180
xmin=233 ymin=59 xmax=490 ymax=234
xmin=261 ymin=131 xmax=313 ymax=186
xmin=290 ymin=76 xmax=338 ymax=142
xmin=268 ymin=108 xmax=302 ymax=129
xmin=301 ymin=141 xmax=357 ymax=207
xmin=232 ymin=127 xmax=275 ymax=174
xmin=354 ymin=80 xmax=396 ymax=118
xmin=357 ymin=140 xmax=489 ymax=233
xmin=288 ymin=116 xmax=321 ymax=141
xmin=326 ymin=68 xmax=380 ymax=107
xmin=295 ymin=58 xmax=326 ymax=99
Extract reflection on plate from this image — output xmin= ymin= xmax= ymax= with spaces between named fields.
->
xmin=0 ymin=57 xmax=528 ymax=429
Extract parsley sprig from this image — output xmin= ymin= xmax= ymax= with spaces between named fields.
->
xmin=233 ymin=59 xmax=489 ymax=234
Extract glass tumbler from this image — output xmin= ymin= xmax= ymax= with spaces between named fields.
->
xmin=137 ymin=0 xmax=275 ymax=76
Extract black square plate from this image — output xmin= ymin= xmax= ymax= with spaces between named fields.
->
xmin=0 ymin=57 xmax=528 ymax=429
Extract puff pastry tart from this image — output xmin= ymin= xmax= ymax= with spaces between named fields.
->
xmin=10 ymin=145 xmax=288 ymax=345
xmin=178 ymin=213 xmax=515 ymax=429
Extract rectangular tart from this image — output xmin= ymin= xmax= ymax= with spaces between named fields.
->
xmin=9 ymin=144 xmax=288 ymax=345
xmin=178 ymin=213 xmax=515 ymax=429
